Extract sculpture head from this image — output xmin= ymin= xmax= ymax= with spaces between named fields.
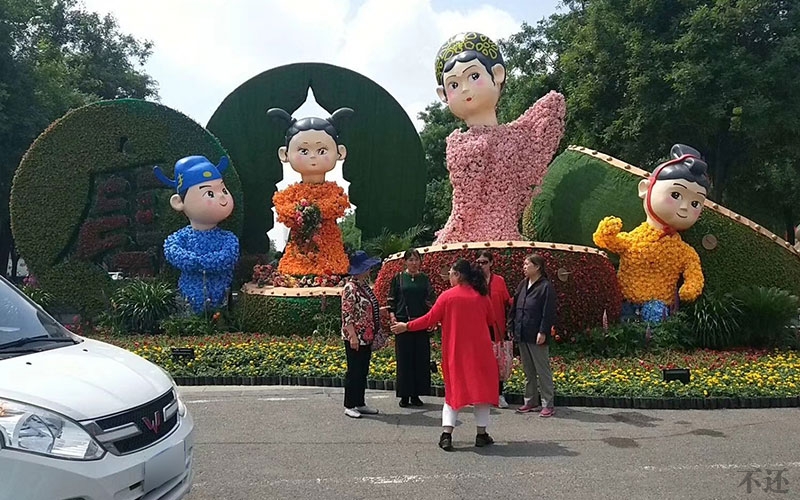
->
xmin=154 ymin=155 xmax=234 ymax=231
xmin=434 ymin=32 xmax=505 ymax=126
xmin=637 ymin=144 xmax=711 ymax=232
xmin=267 ymin=107 xmax=353 ymax=183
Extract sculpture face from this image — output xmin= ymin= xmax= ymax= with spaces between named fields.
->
xmin=437 ymin=60 xmax=505 ymax=122
xmin=638 ymin=177 xmax=707 ymax=231
xmin=278 ymin=129 xmax=346 ymax=182
xmin=170 ymin=178 xmax=234 ymax=230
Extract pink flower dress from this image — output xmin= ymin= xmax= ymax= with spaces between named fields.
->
xmin=435 ymin=91 xmax=566 ymax=244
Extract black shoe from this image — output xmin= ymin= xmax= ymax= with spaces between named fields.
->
xmin=439 ymin=432 xmax=453 ymax=451
xmin=410 ymin=396 xmax=424 ymax=406
xmin=475 ymin=432 xmax=494 ymax=448
xmin=399 ymin=398 xmax=409 ymax=408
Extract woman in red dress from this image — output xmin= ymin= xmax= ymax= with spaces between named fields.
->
xmin=391 ymin=258 xmax=499 ymax=451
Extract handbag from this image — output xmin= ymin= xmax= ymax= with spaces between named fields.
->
xmin=372 ymin=327 xmax=389 ymax=351
xmin=493 ymin=340 xmax=514 ymax=381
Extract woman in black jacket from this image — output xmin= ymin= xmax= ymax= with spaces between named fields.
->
xmin=509 ymin=253 xmax=557 ymax=417
xmin=387 ymin=249 xmax=436 ymax=407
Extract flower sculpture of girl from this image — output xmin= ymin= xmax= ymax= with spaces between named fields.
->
xmin=432 ymin=32 xmax=566 ymax=244
xmin=593 ymin=144 xmax=711 ymax=323
xmin=267 ymin=107 xmax=353 ymax=277
xmin=154 ymin=155 xmax=239 ymax=313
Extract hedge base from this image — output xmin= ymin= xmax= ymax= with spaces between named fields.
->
xmin=237 ymin=287 xmax=342 ymax=336
xmin=173 ymin=376 xmax=799 ymax=409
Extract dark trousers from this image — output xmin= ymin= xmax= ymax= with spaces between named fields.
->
xmin=344 ymin=341 xmax=372 ymax=409
xmin=395 ymin=330 xmax=431 ymax=398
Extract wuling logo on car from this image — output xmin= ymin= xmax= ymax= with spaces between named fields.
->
xmin=142 ymin=410 xmax=163 ymax=434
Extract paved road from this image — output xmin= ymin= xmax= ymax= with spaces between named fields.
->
xmin=181 ymin=386 xmax=799 ymax=500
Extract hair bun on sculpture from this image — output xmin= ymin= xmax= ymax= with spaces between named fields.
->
xmin=656 ymin=143 xmax=711 ymax=190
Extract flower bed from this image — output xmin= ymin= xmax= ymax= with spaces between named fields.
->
xmin=93 ymin=333 xmax=800 ymax=402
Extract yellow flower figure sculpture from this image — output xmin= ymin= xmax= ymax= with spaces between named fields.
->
xmin=593 ymin=144 xmax=710 ymax=322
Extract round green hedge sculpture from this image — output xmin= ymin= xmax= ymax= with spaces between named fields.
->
xmin=207 ymin=62 xmax=426 ymax=253
xmin=524 ymin=146 xmax=800 ymax=297
xmin=11 ymin=99 xmax=243 ymax=314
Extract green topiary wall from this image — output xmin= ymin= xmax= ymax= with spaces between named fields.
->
xmin=237 ymin=293 xmax=342 ymax=337
xmin=11 ymin=99 xmax=244 ymax=315
xmin=206 ymin=63 xmax=426 ymax=253
xmin=524 ymin=148 xmax=800 ymax=297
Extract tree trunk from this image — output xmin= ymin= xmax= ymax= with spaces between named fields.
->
xmin=10 ymin=246 xmax=19 ymax=279
xmin=0 ymin=218 xmax=12 ymax=278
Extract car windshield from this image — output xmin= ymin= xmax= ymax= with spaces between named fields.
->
xmin=0 ymin=276 xmax=78 ymax=354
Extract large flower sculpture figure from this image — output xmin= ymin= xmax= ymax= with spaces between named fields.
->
xmin=267 ymin=107 xmax=353 ymax=277
xmin=431 ymin=32 xmax=566 ymax=244
xmin=593 ymin=144 xmax=711 ymax=322
xmin=154 ymin=155 xmax=240 ymax=313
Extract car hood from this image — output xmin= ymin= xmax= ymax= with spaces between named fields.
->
xmin=0 ymin=337 xmax=173 ymax=420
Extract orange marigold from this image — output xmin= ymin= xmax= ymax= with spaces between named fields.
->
xmin=273 ymin=182 xmax=350 ymax=276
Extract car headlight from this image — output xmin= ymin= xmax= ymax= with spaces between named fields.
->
xmin=157 ymin=366 xmax=186 ymax=417
xmin=0 ymin=398 xmax=105 ymax=460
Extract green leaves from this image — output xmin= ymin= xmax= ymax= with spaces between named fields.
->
xmin=362 ymin=224 xmax=429 ymax=260
xmin=103 ymin=279 xmax=177 ymax=334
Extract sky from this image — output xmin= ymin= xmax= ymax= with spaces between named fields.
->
xmin=80 ymin=0 xmax=563 ymax=248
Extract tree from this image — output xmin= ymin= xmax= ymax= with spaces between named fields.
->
xmin=537 ymin=0 xmax=800 ymax=225
xmin=0 ymin=0 xmax=157 ymax=277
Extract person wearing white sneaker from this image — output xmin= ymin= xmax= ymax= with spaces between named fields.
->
xmin=341 ymin=251 xmax=383 ymax=419
xmin=498 ymin=395 xmax=509 ymax=409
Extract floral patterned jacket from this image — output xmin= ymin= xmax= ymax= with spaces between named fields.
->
xmin=341 ymin=280 xmax=382 ymax=345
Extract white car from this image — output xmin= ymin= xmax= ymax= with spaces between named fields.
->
xmin=0 ymin=275 xmax=195 ymax=500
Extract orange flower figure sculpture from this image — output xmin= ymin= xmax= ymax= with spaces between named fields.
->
xmin=268 ymin=107 xmax=353 ymax=276
xmin=593 ymin=144 xmax=711 ymax=322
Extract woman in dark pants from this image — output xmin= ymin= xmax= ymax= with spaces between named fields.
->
xmin=510 ymin=253 xmax=557 ymax=417
xmin=388 ymin=249 xmax=436 ymax=407
xmin=340 ymin=251 xmax=383 ymax=419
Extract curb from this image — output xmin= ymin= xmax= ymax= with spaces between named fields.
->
xmin=173 ymin=376 xmax=800 ymax=409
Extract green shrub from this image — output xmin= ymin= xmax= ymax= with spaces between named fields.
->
xmin=10 ymin=99 xmax=243 ymax=316
xmin=553 ymin=313 xmax=693 ymax=358
xmin=684 ymin=292 xmax=744 ymax=349
xmin=525 ymin=148 xmax=800 ymax=297
xmin=101 ymin=279 xmax=178 ymax=334
xmin=734 ymin=286 xmax=799 ymax=348
xmin=21 ymin=285 xmax=54 ymax=310
xmin=237 ymin=293 xmax=342 ymax=337
xmin=362 ymin=224 xmax=428 ymax=259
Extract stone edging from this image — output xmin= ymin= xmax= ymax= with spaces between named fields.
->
xmin=242 ymin=283 xmax=344 ymax=297
xmin=173 ymin=376 xmax=800 ymax=410
xmin=385 ymin=240 xmax=608 ymax=262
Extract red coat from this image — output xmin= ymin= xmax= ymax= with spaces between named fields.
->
xmin=408 ymin=284 xmax=499 ymax=410
xmin=488 ymin=274 xmax=511 ymax=340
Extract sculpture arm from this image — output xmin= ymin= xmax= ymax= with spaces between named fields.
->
xmin=164 ymin=230 xmax=239 ymax=273
xmin=679 ymin=246 xmax=704 ymax=302
xmin=273 ymin=189 xmax=300 ymax=228
xmin=163 ymin=230 xmax=202 ymax=272
xmin=509 ymin=91 xmax=567 ymax=188
xmin=593 ymin=216 xmax=630 ymax=255
xmin=318 ymin=185 xmax=349 ymax=220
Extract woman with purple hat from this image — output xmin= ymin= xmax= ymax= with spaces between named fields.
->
xmin=340 ymin=250 xmax=383 ymax=419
